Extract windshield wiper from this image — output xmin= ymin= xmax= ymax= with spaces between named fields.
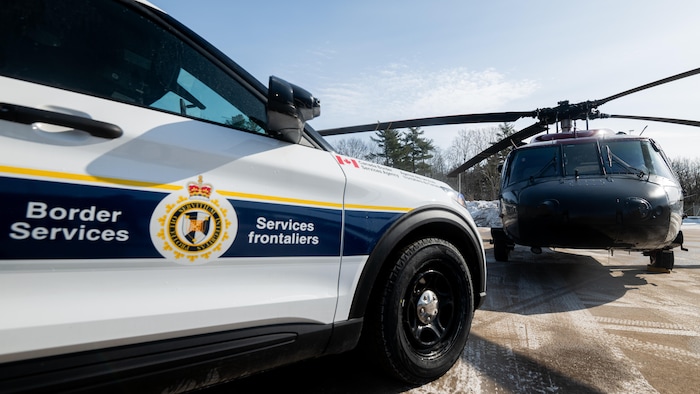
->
xmin=530 ymin=156 xmax=557 ymax=182
xmin=606 ymin=146 xmax=646 ymax=178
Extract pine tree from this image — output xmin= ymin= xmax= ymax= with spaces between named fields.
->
xmin=402 ymin=127 xmax=435 ymax=175
xmin=495 ymin=123 xmax=516 ymax=163
xmin=368 ymin=128 xmax=407 ymax=168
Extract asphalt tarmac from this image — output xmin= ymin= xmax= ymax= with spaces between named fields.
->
xmin=207 ymin=225 xmax=700 ymax=393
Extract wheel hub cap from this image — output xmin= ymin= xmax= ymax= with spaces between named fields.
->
xmin=416 ymin=289 xmax=439 ymax=325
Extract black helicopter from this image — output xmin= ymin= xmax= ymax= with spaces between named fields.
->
xmin=319 ymin=67 xmax=700 ymax=272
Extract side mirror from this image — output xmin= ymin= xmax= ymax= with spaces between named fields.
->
xmin=267 ymin=76 xmax=320 ymax=143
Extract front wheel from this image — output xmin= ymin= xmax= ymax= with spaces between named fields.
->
xmin=367 ymin=238 xmax=474 ymax=384
xmin=491 ymin=227 xmax=511 ymax=262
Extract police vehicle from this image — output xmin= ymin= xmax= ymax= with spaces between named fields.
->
xmin=0 ymin=1 xmax=486 ymax=392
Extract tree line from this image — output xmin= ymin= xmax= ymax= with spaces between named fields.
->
xmin=333 ymin=124 xmax=700 ymax=217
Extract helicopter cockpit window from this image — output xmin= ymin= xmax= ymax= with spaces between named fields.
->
xmin=603 ymin=140 xmax=675 ymax=179
xmin=507 ymin=146 xmax=560 ymax=185
xmin=563 ymin=143 xmax=602 ymax=176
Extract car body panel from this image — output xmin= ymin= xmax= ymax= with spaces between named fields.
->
xmin=0 ymin=0 xmax=486 ymax=389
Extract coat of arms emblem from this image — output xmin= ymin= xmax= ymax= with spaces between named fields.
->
xmin=150 ymin=176 xmax=237 ymax=263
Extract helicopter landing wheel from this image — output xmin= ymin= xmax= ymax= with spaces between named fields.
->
xmin=647 ymin=250 xmax=674 ymax=273
xmin=491 ymin=228 xmax=512 ymax=262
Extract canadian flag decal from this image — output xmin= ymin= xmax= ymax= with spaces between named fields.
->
xmin=335 ymin=155 xmax=359 ymax=168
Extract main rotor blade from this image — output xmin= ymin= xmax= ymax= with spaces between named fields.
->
xmin=317 ymin=111 xmax=535 ymax=136
xmin=606 ymin=114 xmax=700 ymax=128
xmin=447 ymin=122 xmax=548 ymax=177
xmin=597 ymin=67 xmax=700 ymax=106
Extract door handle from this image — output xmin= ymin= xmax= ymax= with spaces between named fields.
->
xmin=0 ymin=103 xmax=123 ymax=139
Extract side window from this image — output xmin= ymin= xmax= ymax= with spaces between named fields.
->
xmin=643 ymin=141 xmax=676 ymax=179
xmin=506 ymin=146 xmax=560 ymax=185
xmin=0 ymin=0 xmax=266 ymax=135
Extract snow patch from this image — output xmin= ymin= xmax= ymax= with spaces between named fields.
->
xmin=684 ymin=216 xmax=700 ymax=226
xmin=466 ymin=200 xmax=501 ymax=228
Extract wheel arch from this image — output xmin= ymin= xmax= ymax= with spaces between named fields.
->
xmin=348 ymin=205 xmax=486 ymax=320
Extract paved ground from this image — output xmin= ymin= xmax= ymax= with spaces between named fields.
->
xmin=209 ymin=225 xmax=700 ymax=393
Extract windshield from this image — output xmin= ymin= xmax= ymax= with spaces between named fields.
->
xmin=504 ymin=139 xmax=677 ymax=186
xmin=563 ymin=143 xmax=602 ymax=176
xmin=602 ymin=140 xmax=676 ymax=179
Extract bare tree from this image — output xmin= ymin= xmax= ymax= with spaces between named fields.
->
xmin=429 ymin=147 xmax=452 ymax=185
xmin=672 ymin=157 xmax=700 ymax=216
xmin=446 ymin=129 xmax=485 ymax=170
xmin=445 ymin=127 xmax=502 ymax=199
xmin=332 ymin=137 xmax=376 ymax=161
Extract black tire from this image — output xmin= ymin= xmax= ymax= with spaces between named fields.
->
xmin=367 ymin=238 xmax=474 ymax=384
xmin=491 ymin=228 xmax=510 ymax=262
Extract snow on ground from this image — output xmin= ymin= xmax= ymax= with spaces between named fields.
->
xmin=466 ymin=200 xmax=501 ymax=228
xmin=685 ymin=216 xmax=700 ymax=226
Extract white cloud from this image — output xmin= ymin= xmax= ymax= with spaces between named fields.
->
xmin=312 ymin=65 xmax=539 ymax=131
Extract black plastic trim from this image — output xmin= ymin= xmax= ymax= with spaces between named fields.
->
xmin=324 ymin=318 xmax=364 ymax=355
xmin=0 ymin=323 xmax=334 ymax=393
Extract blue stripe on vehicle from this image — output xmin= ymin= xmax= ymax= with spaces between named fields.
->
xmin=222 ymin=200 xmax=342 ymax=257
xmin=342 ymin=210 xmax=403 ymax=256
xmin=1 ymin=177 xmax=163 ymax=259
xmin=1 ymin=177 xmax=403 ymax=260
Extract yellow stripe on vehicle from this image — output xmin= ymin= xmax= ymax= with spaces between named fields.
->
xmin=0 ymin=166 xmax=181 ymax=191
xmin=345 ymin=203 xmax=412 ymax=212
xmin=217 ymin=190 xmax=343 ymax=208
xmin=218 ymin=191 xmax=412 ymax=212
xmin=1 ymin=165 xmax=413 ymax=212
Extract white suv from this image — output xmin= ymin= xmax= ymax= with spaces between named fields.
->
xmin=0 ymin=1 xmax=486 ymax=392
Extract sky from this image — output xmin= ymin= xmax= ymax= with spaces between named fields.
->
xmin=150 ymin=0 xmax=700 ymax=160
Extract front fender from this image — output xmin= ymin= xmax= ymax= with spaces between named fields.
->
xmin=348 ymin=205 xmax=486 ymax=320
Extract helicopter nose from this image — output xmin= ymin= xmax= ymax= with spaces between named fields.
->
xmin=623 ymin=197 xmax=652 ymax=220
